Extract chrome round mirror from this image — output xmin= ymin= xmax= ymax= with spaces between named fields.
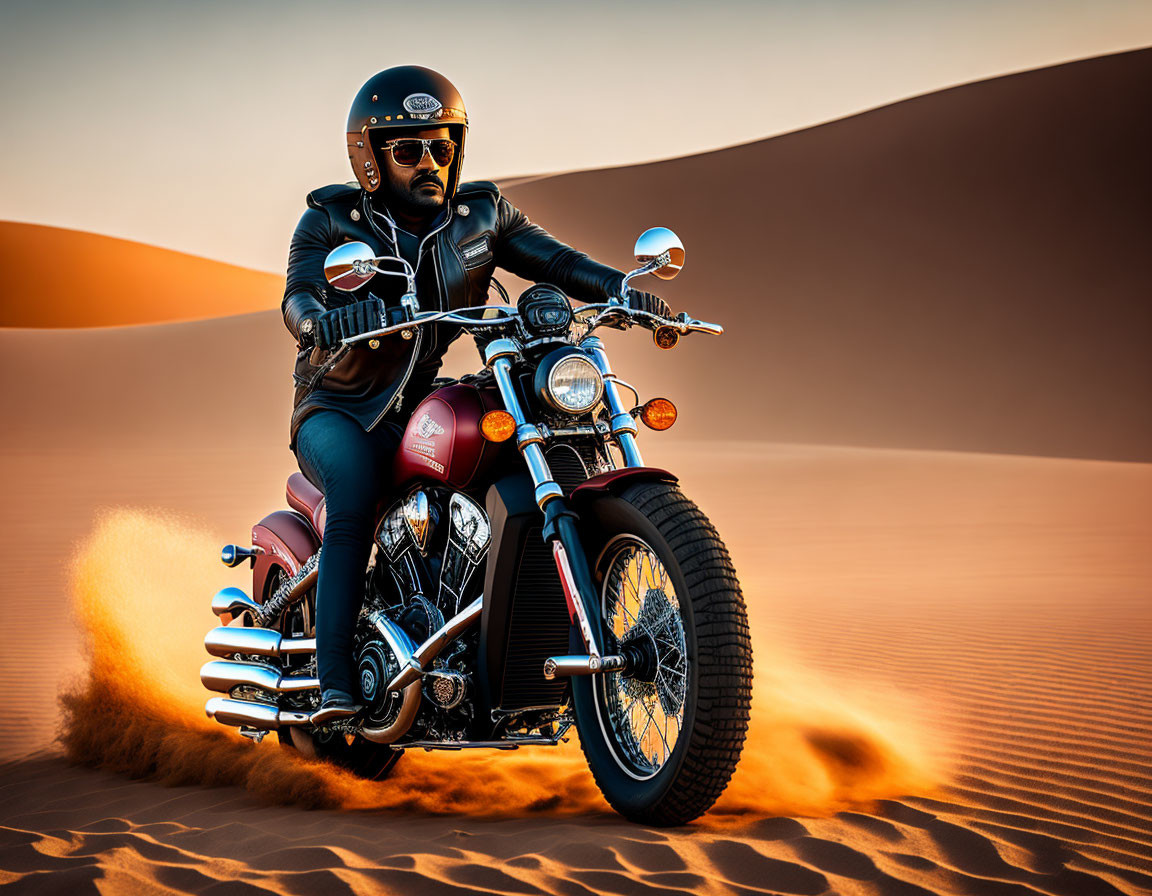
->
xmin=633 ymin=227 xmax=685 ymax=281
xmin=324 ymin=241 xmax=378 ymax=291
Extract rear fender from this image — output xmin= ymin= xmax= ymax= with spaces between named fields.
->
xmin=252 ymin=510 xmax=320 ymax=605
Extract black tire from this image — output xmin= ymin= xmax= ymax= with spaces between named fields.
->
xmin=266 ymin=566 xmax=402 ymax=781
xmin=306 ymin=727 xmax=403 ymax=781
xmin=572 ymin=481 xmax=752 ymax=826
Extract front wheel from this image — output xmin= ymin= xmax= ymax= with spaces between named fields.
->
xmin=572 ymin=482 xmax=752 ymax=825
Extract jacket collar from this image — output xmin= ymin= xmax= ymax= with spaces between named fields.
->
xmin=364 ymin=192 xmax=450 ymax=243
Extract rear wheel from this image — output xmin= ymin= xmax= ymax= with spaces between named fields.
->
xmin=267 ymin=566 xmax=401 ymax=781
xmin=572 ymin=482 xmax=752 ymax=825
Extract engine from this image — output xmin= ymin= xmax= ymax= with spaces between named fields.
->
xmin=374 ymin=488 xmax=489 ymax=617
xmin=356 ymin=487 xmax=491 ymax=740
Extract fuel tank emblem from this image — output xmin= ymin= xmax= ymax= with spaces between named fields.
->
xmin=416 ymin=413 xmax=446 ymax=439
xmin=407 ymin=440 xmax=436 ymax=459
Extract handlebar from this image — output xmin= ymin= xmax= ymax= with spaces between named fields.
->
xmin=573 ymin=302 xmax=724 ymax=337
xmin=341 ymin=306 xmax=519 ymax=346
xmin=340 ymin=300 xmax=723 ymax=347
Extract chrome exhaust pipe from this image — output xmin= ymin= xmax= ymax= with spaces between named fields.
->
xmin=543 ymin=654 xmax=626 ymax=680
xmin=211 ymin=587 xmax=261 ymax=619
xmin=204 ymin=626 xmax=315 ymax=659
xmin=203 ymin=585 xmax=479 ymax=742
xmin=358 ymin=614 xmax=421 ymax=745
xmin=386 ymin=596 xmax=482 ymax=693
xmin=358 ymin=597 xmax=482 ymax=745
xmin=205 ymin=697 xmax=310 ymax=729
xmin=200 ymin=660 xmax=318 ymax=694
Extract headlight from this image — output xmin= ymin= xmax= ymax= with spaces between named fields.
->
xmin=517 ymin=284 xmax=573 ymax=336
xmin=537 ymin=351 xmax=604 ymax=413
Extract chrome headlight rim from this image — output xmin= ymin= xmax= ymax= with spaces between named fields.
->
xmin=537 ymin=349 xmax=604 ymax=414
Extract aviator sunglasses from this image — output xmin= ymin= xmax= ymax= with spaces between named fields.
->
xmin=381 ymin=137 xmax=457 ymax=167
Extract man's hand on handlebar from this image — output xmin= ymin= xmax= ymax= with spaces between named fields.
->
xmin=624 ymin=287 xmax=672 ymax=321
xmin=598 ymin=288 xmax=673 ymax=330
xmin=308 ymin=298 xmax=385 ymax=350
xmin=574 ymin=296 xmax=722 ymax=340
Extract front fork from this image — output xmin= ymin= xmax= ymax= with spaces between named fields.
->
xmin=582 ymin=336 xmax=643 ymax=468
xmin=484 ymin=338 xmax=637 ymax=676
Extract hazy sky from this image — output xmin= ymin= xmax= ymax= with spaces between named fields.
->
xmin=2 ymin=0 xmax=1150 ymax=271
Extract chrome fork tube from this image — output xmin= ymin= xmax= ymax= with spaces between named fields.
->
xmin=487 ymin=341 xmax=563 ymax=509
xmin=484 ymin=338 xmax=605 ymax=657
xmin=582 ymin=336 xmax=643 ymax=467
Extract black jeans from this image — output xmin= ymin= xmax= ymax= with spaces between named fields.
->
xmin=295 ymin=410 xmax=404 ymax=697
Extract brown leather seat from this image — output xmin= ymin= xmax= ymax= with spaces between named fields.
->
xmin=286 ymin=473 xmax=326 ymax=537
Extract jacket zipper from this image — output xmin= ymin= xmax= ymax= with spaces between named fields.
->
xmin=367 ymin=325 xmax=422 ymax=429
xmin=362 ymin=196 xmax=454 ymax=430
xmin=425 ymin=242 xmax=446 ymax=359
xmin=416 ymin=206 xmax=453 ymax=268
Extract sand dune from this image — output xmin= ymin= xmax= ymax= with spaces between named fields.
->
xmin=3 ymin=50 xmax=1150 ymax=459
xmin=1 ymin=52 xmax=1151 ymax=896
xmin=0 ymin=221 xmax=283 ymax=327
xmin=502 ymin=49 xmax=1152 ymax=461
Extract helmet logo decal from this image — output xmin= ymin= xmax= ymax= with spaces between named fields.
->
xmin=403 ymin=93 xmax=443 ymax=119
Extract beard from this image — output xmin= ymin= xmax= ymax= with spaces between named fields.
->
xmin=380 ymin=172 xmax=446 ymax=220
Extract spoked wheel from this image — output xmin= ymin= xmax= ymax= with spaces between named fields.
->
xmin=267 ymin=566 xmax=401 ymax=781
xmin=596 ymin=537 xmax=689 ymax=779
xmin=572 ymin=481 xmax=752 ymax=825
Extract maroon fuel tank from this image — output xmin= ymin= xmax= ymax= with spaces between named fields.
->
xmin=393 ymin=382 xmax=506 ymax=490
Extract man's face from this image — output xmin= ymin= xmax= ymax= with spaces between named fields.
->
xmin=376 ymin=125 xmax=452 ymax=218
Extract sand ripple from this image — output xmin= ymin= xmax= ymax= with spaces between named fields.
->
xmin=1 ymin=448 xmax=1148 ymax=895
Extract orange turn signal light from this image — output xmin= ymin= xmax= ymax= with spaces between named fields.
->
xmin=639 ymin=398 xmax=677 ymax=431
xmin=653 ymin=326 xmax=680 ymax=350
xmin=480 ymin=410 xmax=516 ymax=442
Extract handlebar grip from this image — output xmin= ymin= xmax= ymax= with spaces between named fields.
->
xmin=691 ymin=320 xmax=724 ymax=336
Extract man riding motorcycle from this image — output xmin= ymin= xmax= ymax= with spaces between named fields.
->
xmin=281 ymin=66 xmax=672 ymax=724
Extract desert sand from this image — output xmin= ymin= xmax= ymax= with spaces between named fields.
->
xmin=2 ymin=51 xmax=1151 ymax=896
xmin=0 ymin=443 xmax=1149 ymax=894
xmin=1 ymin=312 xmax=1150 ymax=893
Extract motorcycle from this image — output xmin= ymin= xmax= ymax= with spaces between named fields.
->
xmin=201 ymin=227 xmax=752 ymax=825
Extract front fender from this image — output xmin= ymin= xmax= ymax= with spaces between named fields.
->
xmin=569 ymin=466 xmax=678 ymax=508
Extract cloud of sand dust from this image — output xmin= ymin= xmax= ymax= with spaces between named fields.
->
xmin=61 ymin=508 xmax=936 ymax=819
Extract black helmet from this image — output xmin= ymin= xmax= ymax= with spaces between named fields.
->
xmin=346 ymin=66 xmax=469 ymax=198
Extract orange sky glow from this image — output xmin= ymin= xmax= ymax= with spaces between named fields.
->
xmin=1 ymin=0 xmax=1150 ymax=271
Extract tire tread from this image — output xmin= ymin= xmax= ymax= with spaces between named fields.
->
xmin=582 ymin=482 xmax=753 ymax=826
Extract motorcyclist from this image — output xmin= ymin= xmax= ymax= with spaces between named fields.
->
xmin=281 ymin=66 xmax=671 ymax=724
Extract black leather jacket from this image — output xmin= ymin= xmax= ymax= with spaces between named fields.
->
xmin=282 ymin=180 xmax=626 ymax=447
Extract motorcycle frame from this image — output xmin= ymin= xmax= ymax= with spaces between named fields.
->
xmin=248 ymin=327 xmax=678 ymax=742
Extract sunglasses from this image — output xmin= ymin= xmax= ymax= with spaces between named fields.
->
xmin=381 ymin=137 xmax=457 ymax=167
